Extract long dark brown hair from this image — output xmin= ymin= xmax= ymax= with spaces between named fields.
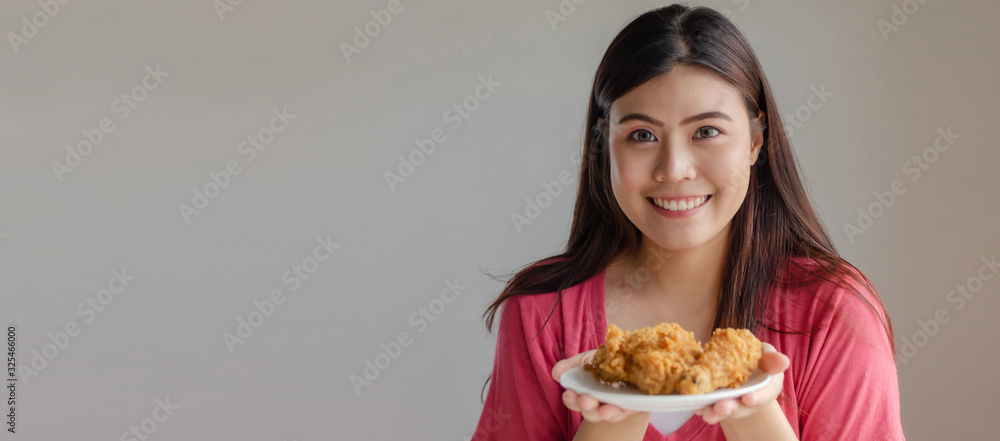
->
xmin=481 ymin=3 xmax=895 ymax=398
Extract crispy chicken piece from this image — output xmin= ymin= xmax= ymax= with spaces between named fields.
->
xmin=677 ymin=328 xmax=761 ymax=395
xmin=584 ymin=323 xmax=703 ymax=395
xmin=584 ymin=325 xmax=628 ymax=384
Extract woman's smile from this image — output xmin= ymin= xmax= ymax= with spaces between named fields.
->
xmin=648 ymin=195 xmax=711 ymax=218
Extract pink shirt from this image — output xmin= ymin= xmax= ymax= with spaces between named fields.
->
xmin=471 ymin=258 xmax=906 ymax=440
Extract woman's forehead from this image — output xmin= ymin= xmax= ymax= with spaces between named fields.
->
xmin=610 ymin=68 xmax=744 ymax=124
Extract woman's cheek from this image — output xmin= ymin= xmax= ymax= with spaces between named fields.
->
xmin=616 ymin=160 xmax=651 ymax=192
xmin=718 ymin=154 xmax=754 ymax=191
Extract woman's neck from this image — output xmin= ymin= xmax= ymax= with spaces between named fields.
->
xmin=621 ymin=227 xmax=729 ymax=315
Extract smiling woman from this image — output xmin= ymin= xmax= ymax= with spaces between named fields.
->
xmin=606 ymin=66 xmax=765 ymax=255
xmin=473 ymin=3 xmax=904 ymax=441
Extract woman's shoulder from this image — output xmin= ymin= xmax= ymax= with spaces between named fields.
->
xmin=508 ymin=261 xmax=602 ymax=307
xmin=780 ymin=255 xmax=875 ymax=293
xmin=769 ymin=257 xmax=896 ymax=382
xmin=497 ymin=264 xmax=604 ymax=339
xmin=774 ymin=255 xmax=887 ymax=323
xmin=529 ymin=282 xmax=600 ymax=314
xmin=774 ymin=256 xmax=892 ymax=348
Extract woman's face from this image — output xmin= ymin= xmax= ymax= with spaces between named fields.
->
xmin=607 ymin=65 xmax=763 ymax=253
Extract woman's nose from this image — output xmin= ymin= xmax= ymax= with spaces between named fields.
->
xmin=654 ymin=144 xmax=697 ymax=183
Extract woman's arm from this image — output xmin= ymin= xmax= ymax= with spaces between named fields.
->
xmin=692 ymin=343 xmax=798 ymax=440
xmin=709 ymin=271 xmax=905 ymax=441
xmin=472 ymin=295 xmax=568 ymax=440
xmin=793 ymin=278 xmax=905 ymax=440
xmin=573 ymin=412 xmax=651 ymax=441
xmin=552 ymin=352 xmax=652 ymax=441
xmin=718 ymin=401 xmax=797 ymax=441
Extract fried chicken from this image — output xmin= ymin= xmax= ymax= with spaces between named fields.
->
xmin=584 ymin=324 xmax=629 ymax=384
xmin=677 ymin=328 xmax=762 ymax=395
xmin=584 ymin=323 xmax=703 ymax=395
xmin=583 ymin=324 xmax=761 ymax=395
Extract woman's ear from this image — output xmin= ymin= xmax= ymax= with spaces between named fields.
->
xmin=750 ymin=131 xmax=764 ymax=164
xmin=750 ymin=111 xmax=766 ymax=165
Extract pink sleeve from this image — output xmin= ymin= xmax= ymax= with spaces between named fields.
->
xmin=471 ymin=295 xmax=571 ymax=440
xmin=797 ymin=278 xmax=906 ymax=440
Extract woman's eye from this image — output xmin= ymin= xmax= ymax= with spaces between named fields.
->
xmin=694 ymin=126 xmax=721 ymax=139
xmin=627 ymin=127 xmax=719 ymax=142
xmin=628 ymin=129 xmax=657 ymax=143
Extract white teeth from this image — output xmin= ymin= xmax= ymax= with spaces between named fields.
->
xmin=652 ymin=196 xmax=708 ymax=211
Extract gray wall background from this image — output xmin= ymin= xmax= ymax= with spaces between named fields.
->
xmin=1 ymin=0 xmax=996 ymax=440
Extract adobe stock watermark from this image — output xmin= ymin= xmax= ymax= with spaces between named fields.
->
xmin=783 ymin=84 xmax=833 ymax=138
xmin=17 ymin=267 xmax=136 ymax=385
xmin=213 ymin=0 xmax=248 ymax=22
xmin=118 ymin=397 xmax=179 ymax=441
xmin=51 ymin=65 xmax=170 ymax=183
xmin=895 ymin=254 xmax=998 ymax=368
xmin=7 ymin=0 xmax=73 ymax=54
xmin=340 ymin=0 xmax=414 ymax=64
xmin=467 ymin=405 xmax=512 ymax=441
xmin=603 ymin=247 xmax=673 ymax=316
xmin=384 ymin=74 xmax=502 ymax=192
xmin=349 ymin=277 xmax=467 ymax=395
xmin=223 ymin=235 xmax=340 ymax=353
xmin=842 ymin=126 xmax=959 ymax=244
xmin=877 ymin=0 xmax=930 ymax=41
xmin=510 ymin=149 xmax=581 ymax=234
xmin=544 ymin=0 xmax=592 ymax=31
xmin=178 ymin=107 xmax=296 ymax=225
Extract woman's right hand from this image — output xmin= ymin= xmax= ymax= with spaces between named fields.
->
xmin=551 ymin=350 xmax=649 ymax=423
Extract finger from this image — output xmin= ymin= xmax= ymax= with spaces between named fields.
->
xmin=759 ymin=352 xmax=790 ymax=374
xmin=578 ymin=394 xmax=599 ymax=413
xmin=706 ymin=403 xmax=731 ymax=424
xmin=741 ymin=391 xmax=760 ymax=406
xmin=701 ymin=407 xmax=717 ymax=421
xmin=612 ymin=409 xmax=636 ymax=422
xmin=579 ymin=395 xmax=608 ymax=422
xmin=736 ymin=368 xmax=785 ymax=411
xmin=713 ymin=399 xmax=738 ymax=416
xmin=582 ymin=409 xmax=602 ymax=422
xmin=757 ymin=342 xmax=789 ymax=374
xmin=552 ymin=350 xmax=596 ymax=381
xmin=551 ymin=358 xmax=579 ymax=381
xmin=580 ymin=403 xmax=602 ymax=422
xmin=597 ymin=404 xmax=625 ymax=421
xmin=702 ymin=409 xmax=719 ymax=424
xmin=562 ymin=390 xmax=581 ymax=411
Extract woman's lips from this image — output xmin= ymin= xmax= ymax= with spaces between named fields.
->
xmin=648 ymin=195 xmax=711 ymax=218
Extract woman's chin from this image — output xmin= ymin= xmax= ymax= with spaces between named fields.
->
xmin=645 ymin=236 xmax=706 ymax=253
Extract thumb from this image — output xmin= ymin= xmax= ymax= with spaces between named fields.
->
xmin=759 ymin=351 xmax=790 ymax=374
xmin=552 ymin=350 xmax=596 ymax=382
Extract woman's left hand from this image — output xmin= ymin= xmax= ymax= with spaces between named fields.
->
xmin=693 ymin=342 xmax=789 ymax=425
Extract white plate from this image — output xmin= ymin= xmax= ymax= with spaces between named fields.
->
xmin=559 ymin=366 xmax=771 ymax=412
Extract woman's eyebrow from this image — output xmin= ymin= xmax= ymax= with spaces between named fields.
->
xmin=617 ymin=111 xmax=733 ymax=126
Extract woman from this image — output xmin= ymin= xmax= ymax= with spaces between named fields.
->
xmin=473 ymin=4 xmax=904 ymax=440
